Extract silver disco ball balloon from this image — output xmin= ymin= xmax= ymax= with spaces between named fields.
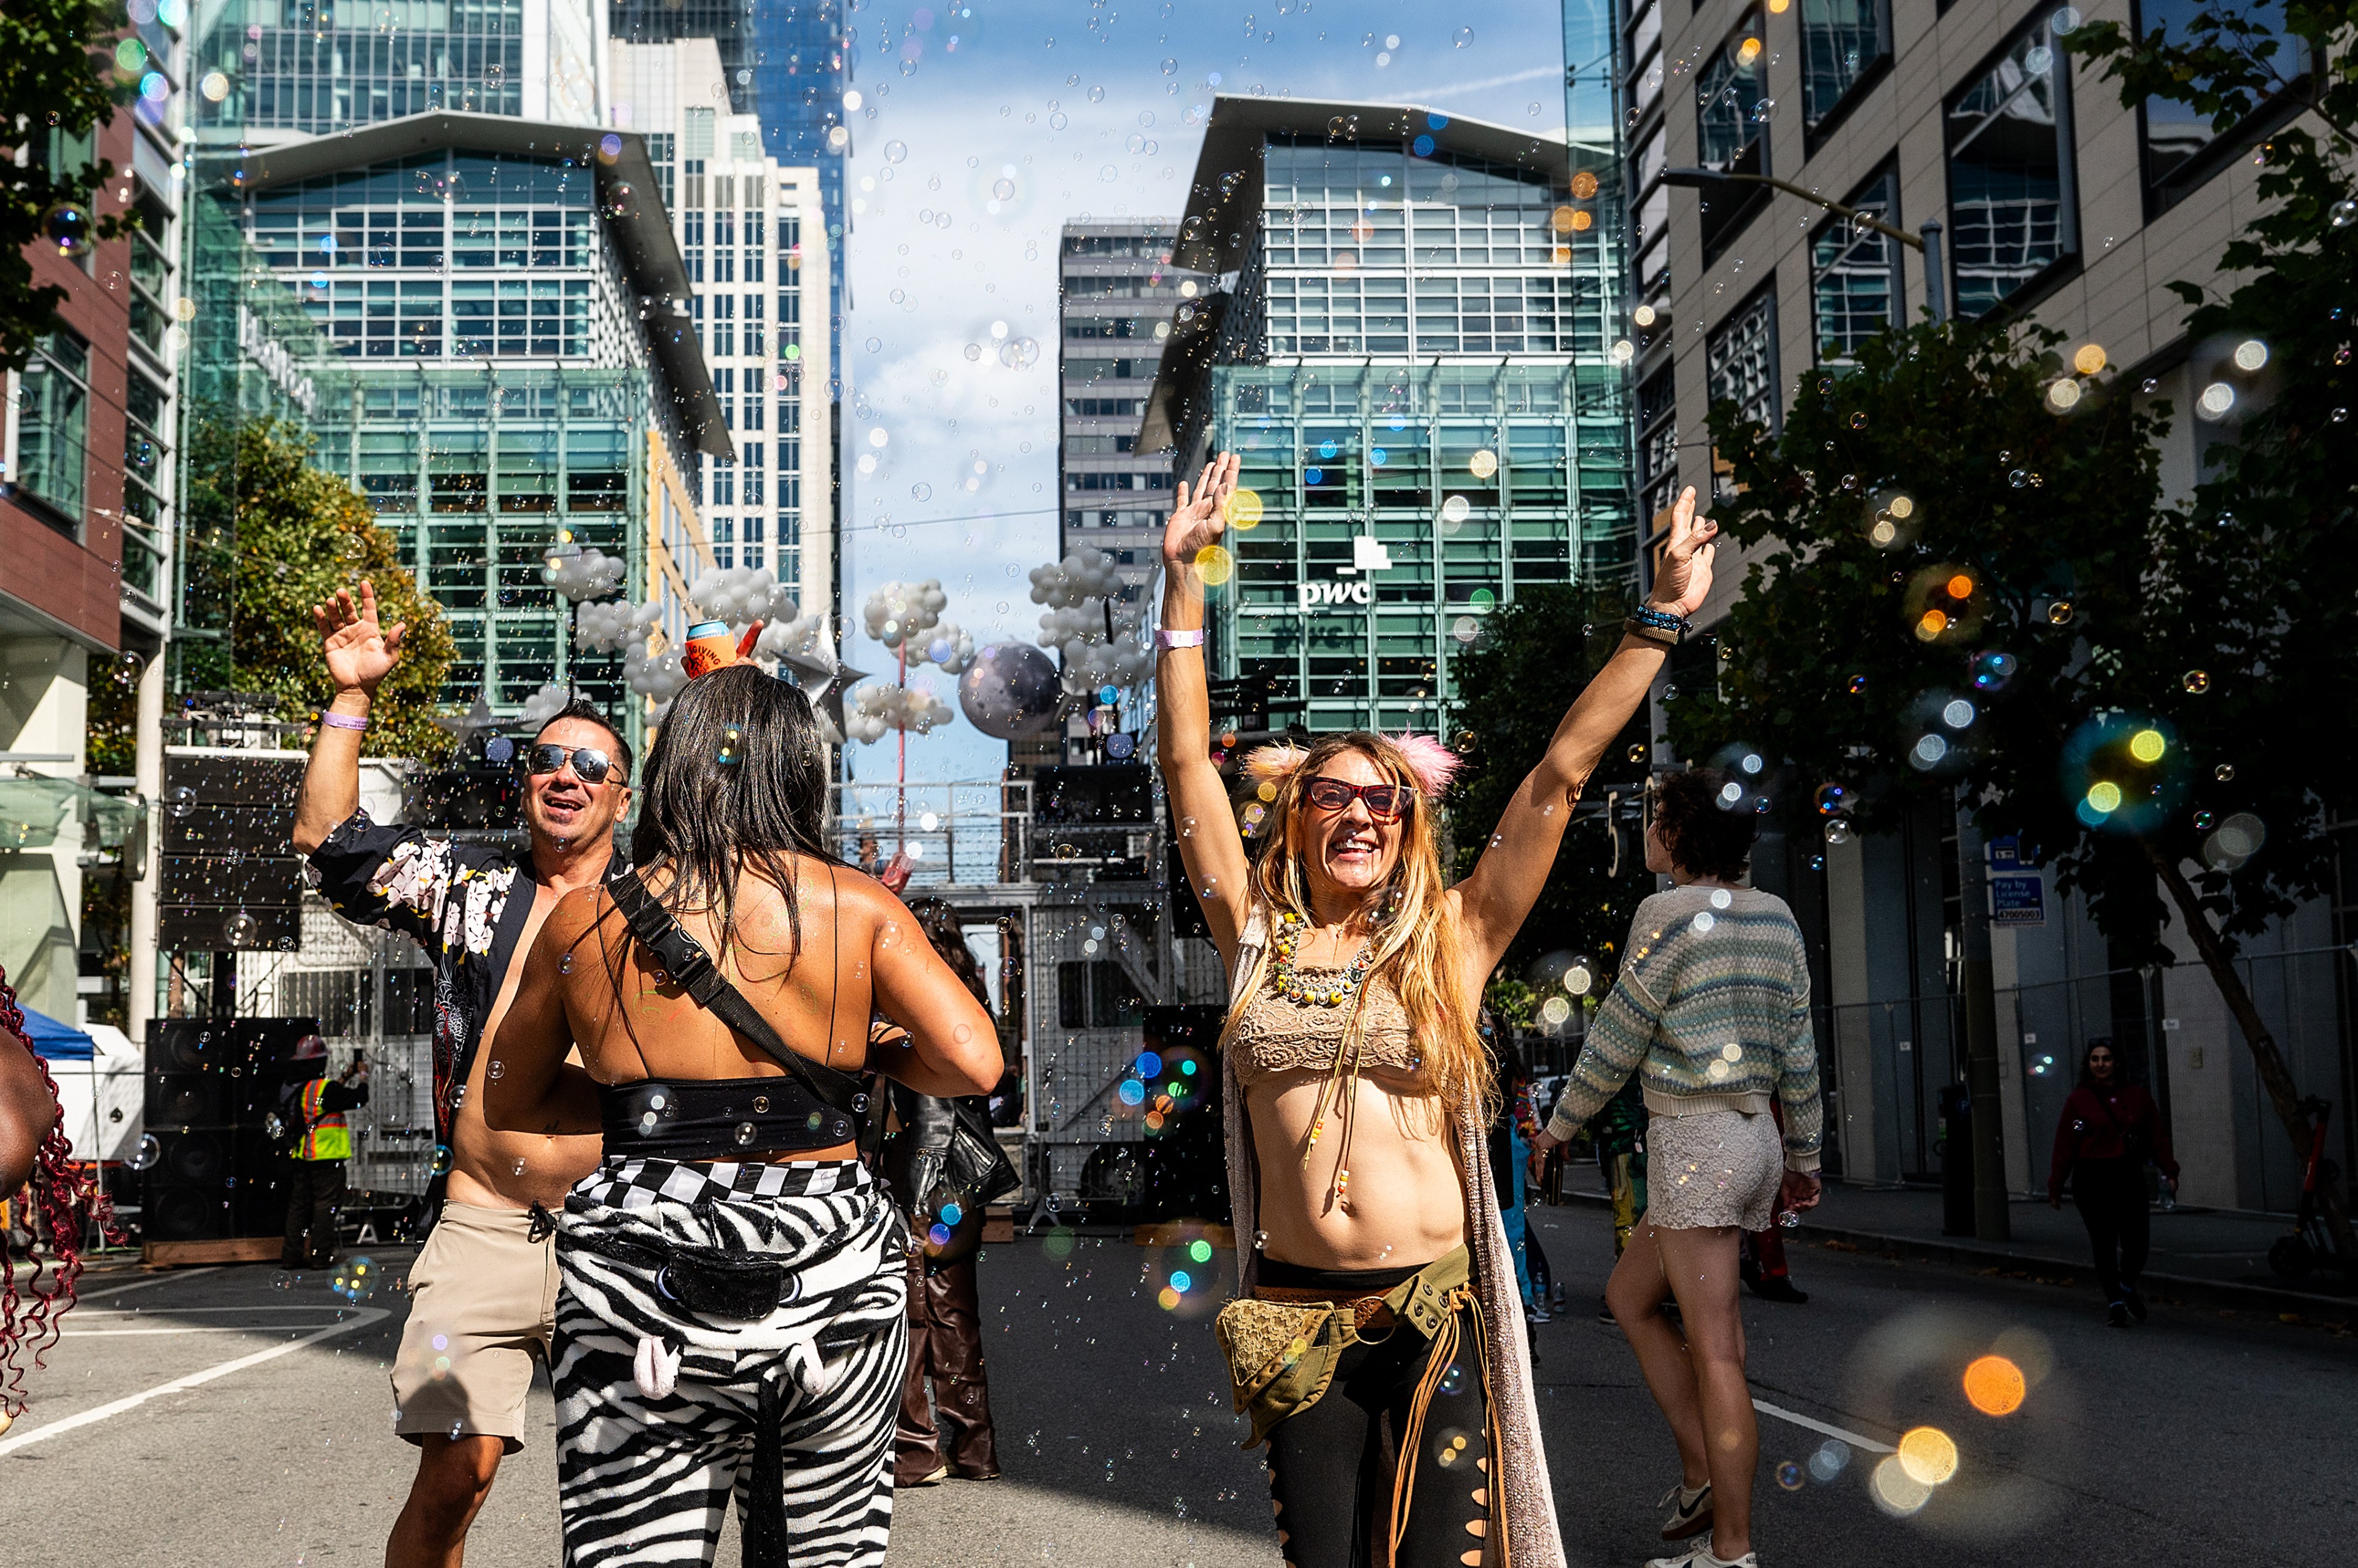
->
xmin=957 ymin=642 xmax=1062 ymax=739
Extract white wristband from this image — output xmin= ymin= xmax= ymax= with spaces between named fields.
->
xmin=1155 ymin=628 xmax=1206 ymax=650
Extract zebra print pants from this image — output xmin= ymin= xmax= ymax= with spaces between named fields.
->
xmin=552 ymin=1158 xmax=909 ymax=1567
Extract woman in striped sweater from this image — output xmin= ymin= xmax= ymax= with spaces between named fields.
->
xmin=1527 ymin=770 xmax=1823 ymax=1568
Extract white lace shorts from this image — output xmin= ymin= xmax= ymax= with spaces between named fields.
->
xmin=1643 ymin=1108 xmax=1784 ymax=1232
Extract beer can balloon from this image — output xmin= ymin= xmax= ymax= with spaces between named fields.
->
xmin=681 ymin=619 xmax=763 ymax=679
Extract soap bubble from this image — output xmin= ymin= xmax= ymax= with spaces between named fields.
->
xmin=1453 ymin=26 xmax=1474 ymax=46
xmin=127 ymin=1133 xmax=162 ymax=1171
xmin=1776 ymin=1461 xmax=1804 ymax=1490
xmin=226 ymin=910 xmax=263 ymax=947
xmin=998 ymin=336 xmax=1040 ymax=368
xmin=884 ymin=140 xmax=908 ymax=163
xmin=41 ymin=204 xmax=91 ymax=255
xmin=166 ymin=785 xmax=198 ymax=817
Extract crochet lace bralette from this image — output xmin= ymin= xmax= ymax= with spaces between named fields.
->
xmin=1231 ymin=968 xmax=1425 ymax=1087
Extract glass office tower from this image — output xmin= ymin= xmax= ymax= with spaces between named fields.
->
xmin=1145 ymin=101 xmax=1633 ymax=734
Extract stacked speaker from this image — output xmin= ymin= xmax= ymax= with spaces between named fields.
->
xmin=141 ymin=1017 xmax=319 ymax=1244
xmin=158 ymin=751 xmax=306 ymax=953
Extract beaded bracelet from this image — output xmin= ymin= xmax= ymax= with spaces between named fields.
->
xmin=1629 ymin=604 xmax=1690 ymax=635
xmin=1622 ymin=618 xmax=1680 ymax=646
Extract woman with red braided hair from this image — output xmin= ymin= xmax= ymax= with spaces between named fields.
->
xmin=0 ymin=963 xmax=116 ymax=1436
xmin=1160 ymin=452 xmax=1719 ymax=1567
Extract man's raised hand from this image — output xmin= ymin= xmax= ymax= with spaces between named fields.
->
xmin=312 ymin=580 xmax=407 ymax=696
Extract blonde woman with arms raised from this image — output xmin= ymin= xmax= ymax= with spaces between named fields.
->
xmin=1158 ymin=452 xmax=1719 ymax=1568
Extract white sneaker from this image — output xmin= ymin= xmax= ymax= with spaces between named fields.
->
xmin=1646 ymin=1539 xmax=1757 ymax=1568
xmin=1657 ymin=1481 xmax=1713 ymax=1540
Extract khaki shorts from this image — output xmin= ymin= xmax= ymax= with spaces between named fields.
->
xmin=390 ymin=1201 xmax=559 ymax=1453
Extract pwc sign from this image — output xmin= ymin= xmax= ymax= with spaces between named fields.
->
xmin=1294 ymin=536 xmax=1393 ymax=610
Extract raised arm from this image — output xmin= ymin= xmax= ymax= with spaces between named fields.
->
xmin=292 ymin=581 xmax=408 ymax=855
xmin=1452 ymin=487 xmax=1718 ymax=975
xmin=1154 ymin=452 xmax=1253 ymax=961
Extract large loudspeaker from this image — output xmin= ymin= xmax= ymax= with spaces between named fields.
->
xmin=159 ymin=750 xmax=306 ymax=954
xmin=141 ymin=1017 xmax=321 ymax=1243
xmin=1136 ymin=1005 xmax=1231 ymax=1223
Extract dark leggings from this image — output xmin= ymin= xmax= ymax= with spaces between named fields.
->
xmin=1523 ymin=1228 xmax=1553 ymax=1302
xmin=1261 ymin=1268 xmax=1495 ymax=1568
xmin=2072 ymin=1156 xmax=2151 ymax=1303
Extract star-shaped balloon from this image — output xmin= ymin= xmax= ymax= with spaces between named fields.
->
xmin=779 ymin=648 xmax=872 ymax=735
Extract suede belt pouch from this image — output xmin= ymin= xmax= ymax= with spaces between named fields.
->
xmin=1213 ymin=1243 xmax=1471 ymax=1449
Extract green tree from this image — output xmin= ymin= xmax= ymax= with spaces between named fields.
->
xmin=1446 ymin=584 xmax=1654 ymax=988
xmin=1 ymin=0 xmax=138 ymax=370
xmin=193 ymin=420 xmax=456 ymax=759
xmin=1675 ymin=314 xmax=2358 ymax=1257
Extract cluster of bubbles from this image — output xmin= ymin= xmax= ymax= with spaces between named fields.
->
xmin=863 ymin=578 xmax=949 ymax=653
xmin=690 ymin=565 xmax=799 ymax=632
xmin=2191 ymin=335 xmax=2278 ymax=425
xmin=516 ymin=684 xmax=572 ymax=732
xmin=332 ymin=1255 xmax=379 ymax=1303
xmin=573 ymin=599 xmax=661 ymax=654
xmin=2061 ymin=714 xmax=2187 ymax=833
xmin=1030 ymin=548 xmax=1150 ymax=694
xmin=625 ymin=642 xmax=688 ymax=720
xmin=1525 ymin=950 xmax=1601 ymax=1031
xmin=539 ymin=543 xmax=626 ymax=602
xmin=845 ymin=680 xmax=952 ymax=743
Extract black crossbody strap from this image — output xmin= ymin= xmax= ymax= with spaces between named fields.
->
xmin=608 ymin=871 xmax=868 ymax=1120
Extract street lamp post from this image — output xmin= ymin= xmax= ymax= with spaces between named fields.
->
xmin=1659 ymin=168 xmax=1947 ymax=324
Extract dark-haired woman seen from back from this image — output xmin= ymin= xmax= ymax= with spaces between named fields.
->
xmin=2049 ymin=1040 xmax=2177 ymax=1327
xmin=483 ymin=665 xmax=1000 ymax=1568
xmin=1527 ymin=770 xmax=1823 ymax=1568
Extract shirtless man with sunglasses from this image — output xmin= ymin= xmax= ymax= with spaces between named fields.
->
xmin=290 ymin=583 xmax=634 ymax=1568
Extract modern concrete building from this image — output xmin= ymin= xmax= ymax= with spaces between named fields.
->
xmin=1142 ymin=98 xmax=1636 ymax=735
xmin=612 ymin=0 xmax=851 ymax=368
xmin=1059 ymin=219 xmax=1193 ymax=591
xmin=614 ymin=37 xmax=837 ymax=648
xmin=2 ymin=10 xmax=186 ymax=1028
xmin=1625 ymin=0 xmax=2344 ymax=1206
xmin=223 ymin=112 xmax=726 ymax=728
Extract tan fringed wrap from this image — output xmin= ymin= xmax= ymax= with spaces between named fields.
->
xmin=1221 ymin=905 xmax=1566 ymax=1568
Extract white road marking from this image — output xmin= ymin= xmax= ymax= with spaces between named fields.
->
xmin=0 ymin=1306 xmax=388 ymax=1457
xmin=1751 ymin=1397 xmax=1897 ymax=1454
xmin=66 ymin=1267 xmax=222 ymax=1302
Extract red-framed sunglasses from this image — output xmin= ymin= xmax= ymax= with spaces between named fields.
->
xmin=1302 ymin=775 xmax=1413 ymax=821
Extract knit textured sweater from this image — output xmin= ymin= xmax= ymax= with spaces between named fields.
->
xmin=1546 ymin=884 xmax=1825 ymax=1172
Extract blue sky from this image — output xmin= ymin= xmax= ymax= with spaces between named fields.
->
xmin=831 ymin=0 xmax=1587 ymax=785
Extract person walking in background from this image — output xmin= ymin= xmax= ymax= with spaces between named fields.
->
xmin=1527 ymin=769 xmax=1823 ymax=1568
xmin=1587 ymin=1078 xmax=1651 ymax=1321
xmin=279 ymin=1035 xmax=370 ymax=1272
xmin=2049 ymin=1041 xmax=2179 ymax=1327
xmin=1739 ymin=1100 xmax=1807 ymax=1304
xmin=1512 ymin=1070 xmax=1560 ymax=1318
xmin=885 ymin=898 xmax=1005 ymax=1488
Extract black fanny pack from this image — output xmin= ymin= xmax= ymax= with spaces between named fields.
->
xmin=560 ymin=1228 xmax=801 ymax=1321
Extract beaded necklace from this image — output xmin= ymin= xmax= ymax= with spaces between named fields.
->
xmin=1270 ymin=909 xmax=1374 ymax=1007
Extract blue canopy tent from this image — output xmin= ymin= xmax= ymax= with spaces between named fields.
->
xmin=15 ymin=1005 xmax=96 ymax=1062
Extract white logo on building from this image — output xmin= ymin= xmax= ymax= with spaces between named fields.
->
xmin=239 ymin=305 xmax=317 ymax=419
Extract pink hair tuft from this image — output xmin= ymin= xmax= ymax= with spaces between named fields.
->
xmin=1241 ymin=741 xmax=1313 ymax=783
xmin=1387 ymin=732 xmax=1465 ymax=798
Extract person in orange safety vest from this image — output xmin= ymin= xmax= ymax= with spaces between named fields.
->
xmin=282 ymin=1034 xmax=370 ymax=1271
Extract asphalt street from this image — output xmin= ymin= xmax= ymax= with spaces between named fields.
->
xmin=0 ymin=1197 xmax=2349 ymax=1566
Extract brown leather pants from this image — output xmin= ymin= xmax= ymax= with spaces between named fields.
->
xmin=893 ymin=1249 xmax=1000 ymax=1482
